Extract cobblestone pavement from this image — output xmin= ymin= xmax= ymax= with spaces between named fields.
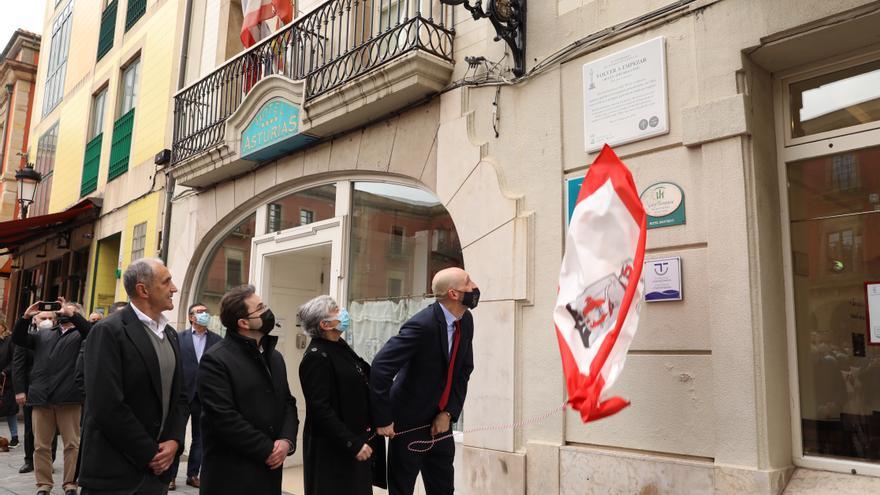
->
xmin=0 ymin=421 xmax=197 ymax=495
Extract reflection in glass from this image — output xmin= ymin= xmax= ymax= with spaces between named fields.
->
xmin=789 ymin=148 xmax=880 ymax=462
xmin=193 ymin=213 xmax=257 ymax=335
xmin=347 ymin=182 xmax=464 ymax=363
xmin=265 ymin=184 xmax=336 ymax=233
xmin=790 ymin=60 xmax=880 ymax=138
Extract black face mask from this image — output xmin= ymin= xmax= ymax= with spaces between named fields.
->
xmin=459 ymin=288 xmax=480 ymax=310
xmin=255 ymin=309 xmax=276 ymax=335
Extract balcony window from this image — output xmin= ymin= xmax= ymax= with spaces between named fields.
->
xmin=32 ymin=123 xmax=60 ymax=217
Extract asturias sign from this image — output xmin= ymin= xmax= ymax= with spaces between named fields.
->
xmin=640 ymin=182 xmax=685 ymax=229
xmin=241 ymin=98 xmax=302 ymax=158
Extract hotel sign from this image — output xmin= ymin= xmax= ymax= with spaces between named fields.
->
xmin=241 ymin=98 xmax=304 ymax=159
xmin=640 ymin=182 xmax=685 ymax=229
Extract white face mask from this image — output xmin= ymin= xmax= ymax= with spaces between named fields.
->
xmin=37 ymin=320 xmax=54 ymax=330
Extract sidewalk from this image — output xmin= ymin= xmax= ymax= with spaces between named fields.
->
xmin=1 ymin=420 xmax=242 ymax=494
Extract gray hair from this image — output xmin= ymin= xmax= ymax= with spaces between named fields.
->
xmin=297 ymin=295 xmax=339 ymax=339
xmin=123 ymin=258 xmax=164 ymax=298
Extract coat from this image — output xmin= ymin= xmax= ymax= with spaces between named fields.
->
xmin=178 ymin=327 xmax=221 ymax=402
xmin=78 ymin=305 xmax=189 ymax=491
xmin=198 ymin=329 xmax=299 ymax=495
xmin=12 ymin=313 xmax=91 ymax=406
xmin=0 ymin=335 xmax=18 ymax=417
xmin=370 ymin=302 xmax=474 ymax=428
xmin=299 ymin=337 xmax=386 ymax=495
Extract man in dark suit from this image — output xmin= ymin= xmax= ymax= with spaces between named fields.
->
xmin=167 ymin=302 xmax=221 ymax=490
xmin=371 ymin=267 xmax=479 ymax=495
xmin=198 ymin=284 xmax=299 ymax=495
xmin=79 ymin=258 xmax=189 ymax=495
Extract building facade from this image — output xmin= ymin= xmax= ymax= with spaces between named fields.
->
xmin=0 ymin=30 xmax=40 ymax=317
xmin=167 ymin=0 xmax=880 ymax=492
xmin=1 ymin=0 xmax=188 ymax=325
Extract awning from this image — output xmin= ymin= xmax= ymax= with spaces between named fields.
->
xmin=0 ymin=199 xmax=100 ymax=254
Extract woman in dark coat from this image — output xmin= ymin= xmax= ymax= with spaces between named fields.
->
xmin=298 ymin=295 xmax=385 ymax=495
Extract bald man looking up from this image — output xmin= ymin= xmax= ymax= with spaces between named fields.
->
xmin=370 ymin=267 xmax=479 ymax=495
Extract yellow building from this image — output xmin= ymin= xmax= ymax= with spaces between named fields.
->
xmin=2 ymin=0 xmax=186 ymax=316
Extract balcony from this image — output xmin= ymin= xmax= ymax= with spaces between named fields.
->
xmin=171 ymin=0 xmax=455 ymax=186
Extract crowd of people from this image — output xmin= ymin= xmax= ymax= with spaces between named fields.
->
xmin=0 ymin=257 xmax=479 ymax=495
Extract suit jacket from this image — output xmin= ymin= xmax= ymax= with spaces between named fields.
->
xmin=370 ymin=302 xmax=474 ymax=428
xmin=178 ymin=327 xmax=221 ymax=402
xmin=198 ymin=329 xmax=299 ymax=495
xmin=78 ymin=304 xmax=189 ymax=491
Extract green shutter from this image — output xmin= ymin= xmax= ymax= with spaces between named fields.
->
xmin=81 ymin=134 xmax=103 ymax=196
xmin=125 ymin=0 xmax=147 ymax=31
xmin=108 ymin=109 xmax=135 ymax=181
xmin=96 ymin=1 xmax=118 ymax=61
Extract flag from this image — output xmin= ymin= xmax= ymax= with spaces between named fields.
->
xmin=553 ymin=144 xmax=647 ymax=423
xmin=241 ymin=0 xmax=294 ymax=48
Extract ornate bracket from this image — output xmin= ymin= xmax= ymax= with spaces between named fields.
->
xmin=442 ymin=0 xmax=527 ymax=77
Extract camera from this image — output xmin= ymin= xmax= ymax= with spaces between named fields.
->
xmin=38 ymin=301 xmax=62 ymax=312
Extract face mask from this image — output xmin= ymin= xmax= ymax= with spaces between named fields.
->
xmin=37 ymin=320 xmax=54 ymax=330
xmin=337 ymin=309 xmax=350 ymax=332
xmin=459 ymin=288 xmax=480 ymax=310
xmin=252 ymin=308 xmax=276 ymax=335
xmin=194 ymin=312 xmax=211 ymax=327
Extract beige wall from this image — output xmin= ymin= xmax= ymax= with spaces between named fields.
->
xmin=166 ymin=0 xmax=880 ymax=493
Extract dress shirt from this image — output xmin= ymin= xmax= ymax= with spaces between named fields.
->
xmin=130 ymin=302 xmax=169 ymax=339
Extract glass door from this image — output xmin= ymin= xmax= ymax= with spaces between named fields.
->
xmin=249 ymin=215 xmax=345 ymax=479
xmin=787 ymin=144 xmax=880 ymax=466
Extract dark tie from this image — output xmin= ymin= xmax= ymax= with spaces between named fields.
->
xmin=439 ymin=319 xmax=461 ymax=411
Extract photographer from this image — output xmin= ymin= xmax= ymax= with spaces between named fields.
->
xmin=12 ymin=298 xmax=91 ymax=495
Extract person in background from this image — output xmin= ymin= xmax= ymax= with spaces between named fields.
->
xmin=13 ymin=299 xmax=92 ymax=495
xmin=198 ymin=284 xmax=298 ymax=495
xmin=0 ymin=319 xmax=19 ymax=448
xmin=298 ymin=295 xmax=385 ymax=495
xmin=108 ymin=302 xmax=128 ymax=315
xmin=88 ymin=313 xmax=103 ymax=323
xmin=12 ymin=313 xmax=58 ymax=474
xmin=167 ymin=302 xmax=221 ymax=491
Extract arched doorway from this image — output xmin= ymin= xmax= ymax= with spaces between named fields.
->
xmin=188 ymin=178 xmax=464 ymax=478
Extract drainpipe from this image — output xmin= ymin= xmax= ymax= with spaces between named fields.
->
xmin=160 ymin=0 xmax=194 ymax=264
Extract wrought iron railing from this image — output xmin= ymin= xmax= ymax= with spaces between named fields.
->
xmin=172 ymin=0 xmax=454 ymax=165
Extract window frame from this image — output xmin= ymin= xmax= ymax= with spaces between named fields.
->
xmin=775 ymin=52 xmax=880 ymax=477
xmin=782 ymin=48 xmax=880 ymax=148
xmin=119 ymin=56 xmax=141 ymax=116
xmin=130 ymin=221 xmax=147 ymax=261
xmin=90 ymin=86 xmax=109 ymax=140
xmin=42 ymin=1 xmax=75 ymax=116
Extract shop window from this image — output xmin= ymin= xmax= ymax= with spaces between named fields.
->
xmin=193 ymin=213 xmax=256 ymax=333
xmin=348 ymin=182 xmax=463 ymax=363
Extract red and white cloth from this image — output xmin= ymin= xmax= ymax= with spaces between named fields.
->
xmin=241 ymin=0 xmax=294 ymax=48
xmin=553 ymin=144 xmax=647 ymax=423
